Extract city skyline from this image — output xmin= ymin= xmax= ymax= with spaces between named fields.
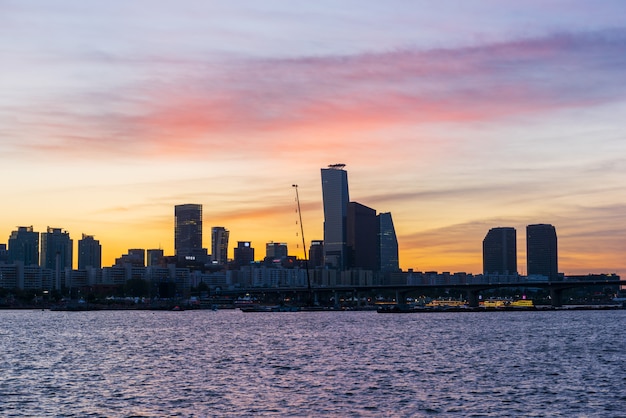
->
xmin=2 ymin=2 xmax=626 ymax=275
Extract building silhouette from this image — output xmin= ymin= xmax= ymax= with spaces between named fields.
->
xmin=321 ymin=164 xmax=349 ymax=269
xmin=378 ymin=212 xmax=399 ymax=273
xmin=266 ymin=242 xmax=288 ymax=259
xmin=347 ymin=202 xmax=378 ymax=271
xmin=482 ymin=227 xmax=517 ymax=275
xmin=78 ymin=234 xmax=102 ymax=269
xmin=40 ymin=227 xmax=72 ymax=270
xmin=234 ymin=241 xmax=254 ymax=267
xmin=147 ymin=249 xmax=164 ymax=266
xmin=308 ymin=240 xmax=324 ymax=268
xmin=174 ymin=204 xmax=206 ymax=262
xmin=115 ymin=249 xmax=145 ymax=267
xmin=211 ymin=226 xmax=229 ymax=265
xmin=8 ymin=226 xmax=39 ymax=266
xmin=526 ymin=224 xmax=558 ymax=280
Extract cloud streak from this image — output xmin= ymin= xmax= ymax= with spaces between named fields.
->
xmin=5 ymin=29 xmax=626 ymax=159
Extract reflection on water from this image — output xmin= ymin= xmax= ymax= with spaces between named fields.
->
xmin=1 ymin=309 xmax=625 ymax=416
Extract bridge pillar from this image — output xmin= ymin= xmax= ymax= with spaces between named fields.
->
xmin=550 ymin=288 xmax=563 ymax=307
xmin=466 ymin=290 xmax=480 ymax=308
xmin=334 ymin=291 xmax=340 ymax=309
xmin=395 ymin=289 xmax=403 ymax=305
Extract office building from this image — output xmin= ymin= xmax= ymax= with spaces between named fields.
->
xmin=78 ymin=234 xmax=102 ymax=269
xmin=308 ymin=240 xmax=324 ymax=268
xmin=115 ymin=249 xmax=145 ymax=267
xmin=378 ymin=212 xmax=399 ymax=273
xmin=211 ymin=226 xmax=230 ymax=265
xmin=234 ymin=241 xmax=254 ymax=267
xmin=266 ymin=242 xmax=288 ymax=259
xmin=8 ymin=226 xmax=39 ymax=266
xmin=0 ymin=243 xmax=7 ymax=264
xmin=321 ymin=164 xmax=349 ymax=269
xmin=526 ymin=224 xmax=558 ymax=280
xmin=347 ymin=202 xmax=378 ymax=271
xmin=175 ymin=204 xmax=206 ymax=261
xmin=147 ymin=249 xmax=164 ymax=266
xmin=482 ymin=227 xmax=517 ymax=275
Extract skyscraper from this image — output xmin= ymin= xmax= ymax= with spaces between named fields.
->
xmin=266 ymin=242 xmax=288 ymax=259
xmin=78 ymin=234 xmax=102 ymax=269
xmin=526 ymin=224 xmax=558 ymax=280
xmin=211 ymin=226 xmax=230 ymax=265
xmin=175 ymin=204 xmax=204 ymax=260
xmin=378 ymin=212 xmax=399 ymax=273
xmin=41 ymin=227 xmax=73 ymax=290
xmin=234 ymin=241 xmax=254 ymax=267
xmin=347 ymin=201 xmax=378 ymax=270
xmin=482 ymin=227 xmax=517 ymax=275
xmin=321 ymin=164 xmax=349 ymax=269
xmin=8 ymin=226 xmax=39 ymax=266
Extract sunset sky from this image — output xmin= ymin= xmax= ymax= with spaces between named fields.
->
xmin=1 ymin=1 xmax=625 ymax=275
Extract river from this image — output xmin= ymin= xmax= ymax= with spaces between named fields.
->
xmin=1 ymin=309 xmax=624 ymax=417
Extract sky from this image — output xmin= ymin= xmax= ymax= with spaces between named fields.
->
xmin=1 ymin=1 xmax=625 ymax=275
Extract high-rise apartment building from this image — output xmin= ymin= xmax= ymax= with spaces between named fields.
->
xmin=321 ymin=164 xmax=349 ymax=269
xmin=482 ymin=227 xmax=517 ymax=275
xmin=211 ymin=226 xmax=229 ymax=265
xmin=378 ymin=212 xmax=399 ymax=273
xmin=526 ymin=224 xmax=558 ymax=280
xmin=347 ymin=202 xmax=378 ymax=271
xmin=40 ymin=227 xmax=73 ymax=270
xmin=78 ymin=234 xmax=102 ymax=269
xmin=175 ymin=204 xmax=205 ymax=261
xmin=234 ymin=241 xmax=254 ymax=267
xmin=8 ymin=226 xmax=39 ymax=266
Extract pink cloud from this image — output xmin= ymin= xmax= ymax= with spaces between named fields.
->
xmin=9 ymin=30 xmax=626 ymax=159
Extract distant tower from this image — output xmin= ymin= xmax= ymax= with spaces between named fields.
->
xmin=378 ymin=212 xmax=399 ymax=273
xmin=347 ymin=202 xmax=378 ymax=270
xmin=40 ymin=227 xmax=73 ymax=270
xmin=482 ymin=227 xmax=517 ymax=275
xmin=8 ymin=226 xmax=39 ymax=266
xmin=41 ymin=227 xmax=73 ymax=290
xmin=175 ymin=204 xmax=205 ymax=261
xmin=308 ymin=240 xmax=324 ymax=268
xmin=211 ymin=226 xmax=230 ymax=265
xmin=321 ymin=164 xmax=349 ymax=269
xmin=526 ymin=224 xmax=558 ymax=280
xmin=266 ymin=242 xmax=288 ymax=259
xmin=234 ymin=241 xmax=254 ymax=267
xmin=147 ymin=249 xmax=164 ymax=267
xmin=78 ymin=234 xmax=102 ymax=269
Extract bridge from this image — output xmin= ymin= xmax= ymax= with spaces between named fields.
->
xmin=218 ymin=279 xmax=625 ymax=308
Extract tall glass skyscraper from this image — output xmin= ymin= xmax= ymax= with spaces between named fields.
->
xmin=211 ymin=226 xmax=230 ymax=265
xmin=378 ymin=212 xmax=399 ymax=272
xmin=321 ymin=164 xmax=349 ymax=269
xmin=482 ymin=227 xmax=517 ymax=275
xmin=174 ymin=204 xmax=203 ymax=259
xmin=526 ymin=224 xmax=558 ymax=280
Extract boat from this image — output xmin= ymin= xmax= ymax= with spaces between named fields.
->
xmin=508 ymin=299 xmax=535 ymax=309
xmin=424 ymin=299 xmax=468 ymax=309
